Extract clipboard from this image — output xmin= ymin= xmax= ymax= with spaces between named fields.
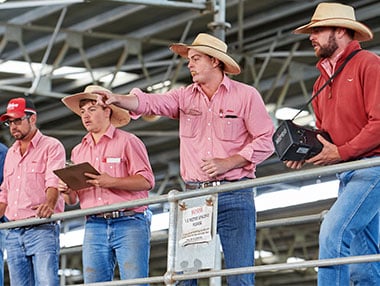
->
xmin=53 ymin=162 xmax=100 ymax=191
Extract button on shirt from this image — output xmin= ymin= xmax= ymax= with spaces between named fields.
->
xmin=131 ymin=75 xmax=275 ymax=182
xmin=71 ymin=125 xmax=154 ymax=213
xmin=0 ymin=130 xmax=66 ymax=220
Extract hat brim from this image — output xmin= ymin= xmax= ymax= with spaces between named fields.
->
xmin=170 ymin=43 xmax=241 ymax=75
xmin=293 ymin=19 xmax=373 ymax=42
xmin=62 ymin=92 xmax=130 ymax=128
xmin=0 ymin=111 xmax=26 ymax=122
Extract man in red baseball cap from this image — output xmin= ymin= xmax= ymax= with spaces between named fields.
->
xmin=0 ymin=97 xmax=65 ymax=285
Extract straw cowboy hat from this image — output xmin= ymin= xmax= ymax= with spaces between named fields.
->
xmin=170 ymin=33 xmax=241 ymax=75
xmin=62 ymin=85 xmax=131 ymax=127
xmin=293 ymin=2 xmax=373 ymax=42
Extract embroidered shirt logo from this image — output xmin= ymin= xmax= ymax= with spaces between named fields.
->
xmin=347 ymin=78 xmax=353 ymax=82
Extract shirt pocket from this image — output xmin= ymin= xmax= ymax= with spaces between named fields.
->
xmin=179 ymin=109 xmax=202 ymax=138
xmin=25 ymin=162 xmax=46 ymax=196
xmin=214 ymin=117 xmax=245 ymax=141
xmin=99 ymin=160 xmax=121 ymax=177
xmin=4 ymin=167 xmax=14 ymax=178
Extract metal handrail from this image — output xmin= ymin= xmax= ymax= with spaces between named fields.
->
xmin=1 ymin=156 xmax=380 ymax=285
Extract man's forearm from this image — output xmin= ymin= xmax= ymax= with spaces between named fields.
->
xmin=0 ymin=202 xmax=7 ymax=218
xmin=46 ymin=187 xmax=59 ymax=210
xmin=112 ymin=93 xmax=139 ymax=111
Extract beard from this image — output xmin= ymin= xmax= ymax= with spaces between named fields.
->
xmin=12 ymin=132 xmax=26 ymax=141
xmin=11 ymin=129 xmax=28 ymax=140
xmin=11 ymin=125 xmax=31 ymax=141
xmin=316 ymin=32 xmax=338 ymax=59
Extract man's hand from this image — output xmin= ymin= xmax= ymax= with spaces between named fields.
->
xmin=306 ymin=134 xmax=341 ymax=166
xmin=58 ymin=180 xmax=79 ymax=205
xmin=93 ymin=90 xmax=139 ymax=111
xmin=200 ymin=155 xmax=249 ymax=179
xmin=85 ymin=172 xmax=115 ymax=189
xmin=32 ymin=204 xmax=54 ymax=218
xmin=58 ymin=179 xmax=71 ymax=194
xmin=284 ymin=160 xmax=306 ymax=169
xmin=94 ymin=90 xmax=115 ymax=106
xmin=285 ymin=135 xmax=341 ymax=168
xmin=201 ymin=158 xmax=230 ymax=178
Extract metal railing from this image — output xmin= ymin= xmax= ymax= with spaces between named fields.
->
xmin=1 ymin=156 xmax=380 ymax=285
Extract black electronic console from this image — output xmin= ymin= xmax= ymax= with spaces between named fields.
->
xmin=272 ymin=120 xmax=331 ymax=161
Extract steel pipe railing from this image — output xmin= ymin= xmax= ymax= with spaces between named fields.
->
xmin=1 ymin=157 xmax=380 ymax=285
xmin=3 ymin=157 xmax=380 ymax=230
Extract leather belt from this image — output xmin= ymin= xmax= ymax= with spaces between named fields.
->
xmin=185 ymin=181 xmax=222 ymax=190
xmin=92 ymin=210 xmax=136 ymax=219
xmin=185 ymin=179 xmax=246 ymax=190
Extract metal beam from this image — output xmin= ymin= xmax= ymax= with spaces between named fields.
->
xmin=95 ymin=0 xmax=208 ymax=10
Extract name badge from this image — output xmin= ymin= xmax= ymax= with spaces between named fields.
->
xmin=105 ymin=157 xmax=121 ymax=163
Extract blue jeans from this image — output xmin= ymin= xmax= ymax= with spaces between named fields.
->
xmin=83 ymin=211 xmax=151 ymax=284
xmin=218 ymin=188 xmax=255 ymax=285
xmin=5 ymin=222 xmax=60 ymax=286
xmin=179 ymin=187 xmax=255 ymax=285
xmin=0 ymin=229 xmax=4 ymax=286
xmin=318 ymin=163 xmax=380 ymax=285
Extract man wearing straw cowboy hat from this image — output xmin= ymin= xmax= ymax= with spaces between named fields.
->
xmin=286 ymin=2 xmax=380 ymax=285
xmin=94 ymin=33 xmax=275 ymax=285
xmin=59 ymin=86 xmax=155 ymax=284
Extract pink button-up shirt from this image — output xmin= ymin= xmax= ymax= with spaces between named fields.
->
xmin=0 ymin=130 xmax=66 ymax=221
xmin=132 ymin=75 xmax=274 ymax=182
xmin=71 ymin=125 xmax=154 ymax=213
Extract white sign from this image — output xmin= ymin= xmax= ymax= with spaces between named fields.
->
xmin=179 ymin=205 xmax=213 ymax=247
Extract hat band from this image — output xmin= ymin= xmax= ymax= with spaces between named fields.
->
xmin=191 ymin=44 xmax=228 ymax=55
xmin=310 ymin=17 xmax=359 ymax=25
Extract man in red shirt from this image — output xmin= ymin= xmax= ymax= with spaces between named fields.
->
xmin=287 ymin=3 xmax=380 ymax=285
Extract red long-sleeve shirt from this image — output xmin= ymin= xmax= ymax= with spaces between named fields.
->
xmin=312 ymin=40 xmax=380 ymax=161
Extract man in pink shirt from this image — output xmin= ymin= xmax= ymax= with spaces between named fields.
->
xmin=0 ymin=97 xmax=66 ymax=286
xmin=60 ymin=86 xmax=154 ymax=284
xmin=94 ymin=33 xmax=275 ymax=285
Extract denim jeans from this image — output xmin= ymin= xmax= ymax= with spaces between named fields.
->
xmin=318 ymin=163 xmax=380 ymax=285
xmin=5 ymin=222 xmax=60 ymax=286
xmin=82 ymin=211 xmax=151 ymax=284
xmin=0 ymin=229 xmax=4 ymax=286
xmin=178 ymin=187 xmax=256 ymax=286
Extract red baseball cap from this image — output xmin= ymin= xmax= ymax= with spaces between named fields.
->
xmin=0 ymin=97 xmax=37 ymax=122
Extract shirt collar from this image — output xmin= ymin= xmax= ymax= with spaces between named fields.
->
xmin=191 ymin=74 xmax=231 ymax=94
xmin=12 ymin=129 xmax=42 ymax=154
xmin=82 ymin=124 xmax=116 ymax=145
xmin=30 ymin=129 xmax=43 ymax=148
xmin=319 ymin=40 xmax=361 ymax=77
xmin=320 ymin=50 xmax=344 ymax=76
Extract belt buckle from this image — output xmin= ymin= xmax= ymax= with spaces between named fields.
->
xmin=102 ymin=212 xmax=113 ymax=219
xmin=102 ymin=211 xmax=120 ymax=219
xmin=201 ymin=181 xmax=220 ymax=188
